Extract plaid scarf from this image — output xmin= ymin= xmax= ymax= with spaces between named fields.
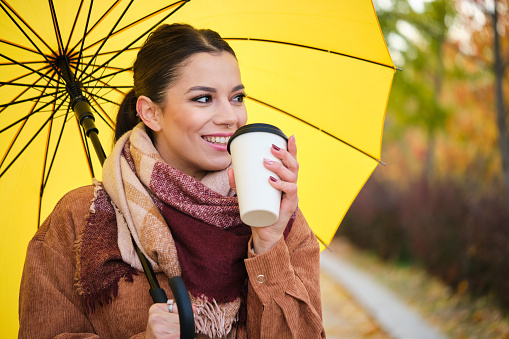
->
xmin=79 ymin=123 xmax=253 ymax=338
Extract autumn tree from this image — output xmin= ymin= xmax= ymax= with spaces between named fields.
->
xmin=374 ymin=0 xmax=456 ymax=181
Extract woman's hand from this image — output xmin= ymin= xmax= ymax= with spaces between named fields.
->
xmin=145 ymin=302 xmax=180 ymax=339
xmin=228 ymin=135 xmax=299 ymax=255
xmin=145 ymin=301 xmax=196 ymax=339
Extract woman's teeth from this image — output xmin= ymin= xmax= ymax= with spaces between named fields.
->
xmin=203 ymin=136 xmax=230 ymax=146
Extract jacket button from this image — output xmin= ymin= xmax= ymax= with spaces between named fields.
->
xmin=257 ymin=275 xmax=265 ymax=283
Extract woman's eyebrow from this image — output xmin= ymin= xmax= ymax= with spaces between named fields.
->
xmin=232 ymin=84 xmax=245 ymax=92
xmin=186 ymin=84 xmax=245 ymax=93
xmin=187 ymin=86 xmax=216 ymax=93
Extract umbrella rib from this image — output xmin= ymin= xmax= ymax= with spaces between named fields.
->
xmin=80 ymin=63 xmax=130 ymax=97
xmin=87 ymin=94 xmax=116 ymax=128
xmin=0 ymin=1 xmax=59 ymax=74
xmin=43 ymin=106 xmax=70 ymax=193
xmin=315 ymin=236 xmax=331 ymax=251
xmin=224 ymin=38 xmax=396 ymax=70
xmin=0 ymin=38 xmax=41 ymax=56
xmin=78 ymin=0 xmax=136 ymax=81
xmin=0 ymin=63 xmax=52 ymax=84
xmin=0 ymin=109 xmax=57 ymax=179
xmin=79 ymin=1 xmax=186 ymax=53
xmin=75 ymin=0 xmax=95 ymax=82
xmin=83 ymin=53 xmax=123 ymax=101
xmin=38 ymin=86 xmax=61 ymax=226
xmin=86 ymin=91 xmax=123 ymax=106
xmin=0 ymin=53 xmax=57 ymax=84
xmin=247 ymin=96 xmax=385 ymax=165
xmin=0 ymin=92 xmax=67 ymax=134
xmin=0 ymin=118 xmax=28 ymax=171
xmin=80 ymin=67 xmax=132 ymax=85
xmin=82 ymin=85 xmax=132 ymax=89
xmin=63 ymin=0 xmax=85 ymax=55
xmin=0 ymin=68 xmax=54 ymax=114
xmin=320 ymin=129 xmax=386 ymax=165
xmin=0 ymin=86 xmax=30 ymax=115
xmin=0 ymin=90 xmax=66 ymax=109
xmin=49 ymin=0 xmax=65 ymax=57
xmin=77 ymin=62 xmax=128 ymax=73
xmin=71 ymin=0 xmax=121 ymax=56
xmin=79 ymin=1 xmax=188 ymax=84
xmin=0 ymin=60 xmax=50 ymax=66
xmin=0 ymin=76 xmax=51 ymax=167
xmin=75 ymin=46 xmax=139 ymax=59
xmin=0 ymin=82 xmax=56 ymax=88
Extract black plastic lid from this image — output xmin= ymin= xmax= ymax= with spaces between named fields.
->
xmin=227 ymin=123 xmax=288 ymax=154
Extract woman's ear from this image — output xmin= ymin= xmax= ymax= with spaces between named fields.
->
xmin=137 ymin=95 xmax=162 ymax=132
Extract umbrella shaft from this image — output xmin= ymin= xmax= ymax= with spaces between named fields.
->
xmin=88 ymin=131 xmax=106 ymax=166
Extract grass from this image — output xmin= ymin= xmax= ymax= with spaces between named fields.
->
xmin=331 ymin=236 xmax=509 ymax=339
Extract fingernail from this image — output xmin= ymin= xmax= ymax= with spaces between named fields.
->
xmin=263 ymin=158 xmax=273 ymax=164
xmin=272 ymin=144 xmax=280 ymax=151
xmin=269 ymin=176 xmax=278 ymax=182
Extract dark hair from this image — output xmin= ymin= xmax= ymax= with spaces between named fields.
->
xmin=115 ymin=23 xmax=237 ymax=142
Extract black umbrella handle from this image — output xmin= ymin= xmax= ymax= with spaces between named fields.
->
xmin=169 ymin=276 xmax=195 ymax=339
xmin=131 ymin=236 xmax=194 ymax=338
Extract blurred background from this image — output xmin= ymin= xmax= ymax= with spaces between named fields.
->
xmin=332 ymin=0 xmax=509 ymax=337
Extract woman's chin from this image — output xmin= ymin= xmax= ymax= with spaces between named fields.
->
xmin=205 ymin=158 xmax=232 ymax=173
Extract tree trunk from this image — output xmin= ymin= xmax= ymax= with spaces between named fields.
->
xmin=424 ymin=131 xmax=436 ymax=181
xmin=492 ymin=0 xmax=509 ymax=203
xmin=424 ymin=23 xmax=445 ymax=182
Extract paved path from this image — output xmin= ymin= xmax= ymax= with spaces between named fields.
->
xmin=320 ymin=268 xmax=390 ymax=338
xmin=320 ymin=249 xmax=449 ymax=339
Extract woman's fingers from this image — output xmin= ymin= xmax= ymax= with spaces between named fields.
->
xmin=268 ymin=176 xmax=297 ymax=195
xmin=287 ymin=134 xmax=297 ymax=160
xmin=268 ymin=135 xmax=299 ymax=182
xmin=227 ymin=167 xmax=237 ymax=193
xmin=146 ymin=303 xmax=180 ymax=339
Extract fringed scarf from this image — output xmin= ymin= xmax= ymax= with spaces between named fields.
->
xmin=77 ymin=123 xmax=255 ymax=338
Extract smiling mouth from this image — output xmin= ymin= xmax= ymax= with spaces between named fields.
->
xmin=202 ymin=136 xmax=231 ymax=146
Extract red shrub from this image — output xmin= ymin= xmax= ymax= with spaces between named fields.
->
xmin=338 ymin=176 xmax=509 ymax=310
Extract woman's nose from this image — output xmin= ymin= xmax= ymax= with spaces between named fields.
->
xmin=215 ymin=100 xmax=238 ymax=126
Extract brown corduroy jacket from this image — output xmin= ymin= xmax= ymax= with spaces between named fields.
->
xmin=19 ymin=186 xmax=325 ymax=338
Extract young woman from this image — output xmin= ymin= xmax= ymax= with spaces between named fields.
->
xmin=19 ymin=23 xmax=325 ymax=339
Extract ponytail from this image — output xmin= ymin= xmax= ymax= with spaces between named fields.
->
xmin=115 ymin=89 xmax=138 ymax=142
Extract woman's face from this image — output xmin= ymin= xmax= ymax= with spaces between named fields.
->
xmin=150 ymin=52 xmax=247 ymax=180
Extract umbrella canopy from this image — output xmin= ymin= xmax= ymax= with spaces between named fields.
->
xmin=0 ymin=0 xmax=395 ymax=336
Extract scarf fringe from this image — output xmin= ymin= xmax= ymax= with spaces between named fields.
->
xmin=194 ymin=297 xmax=240 ymax=338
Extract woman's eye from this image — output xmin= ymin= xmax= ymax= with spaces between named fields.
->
xmin=232 ymin=93 xmax=246 ymax=103
xmin=192 ymin=95 xmax=212 ymax=103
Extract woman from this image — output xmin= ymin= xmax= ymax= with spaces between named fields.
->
xmin=19 ymin=23 xmax=324 ymax=339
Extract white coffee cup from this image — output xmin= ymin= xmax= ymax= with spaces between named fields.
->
xmin=227 ymin=123 xmax=288 ymax=227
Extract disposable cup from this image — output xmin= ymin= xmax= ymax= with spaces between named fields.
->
xmin=227 ymin=123 xmax=288 ymax=227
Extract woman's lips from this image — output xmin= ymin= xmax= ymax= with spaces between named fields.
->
xmin=201 ymin=133 xmax=233 ymax=147
xmin=202 ymin=135 xmax=231 ymax=146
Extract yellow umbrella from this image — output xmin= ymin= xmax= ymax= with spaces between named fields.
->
xmin=0 ymin=0 xmax=395 ymax=336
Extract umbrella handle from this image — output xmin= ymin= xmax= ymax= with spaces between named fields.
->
xmin=169 ymin=276 xmax=195 ymax=339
